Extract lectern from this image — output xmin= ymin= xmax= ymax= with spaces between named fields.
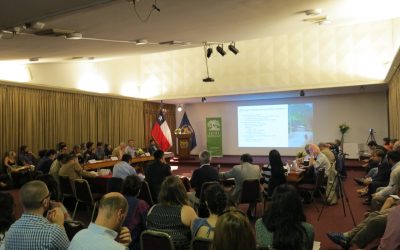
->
xmin=176 ymin=133 xmax=192 ymax=158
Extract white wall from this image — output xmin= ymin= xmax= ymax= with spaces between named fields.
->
xmin=176 ymin=92 xmax=388 ymax=156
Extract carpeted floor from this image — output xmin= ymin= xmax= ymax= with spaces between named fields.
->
xmin=3 ymin=167 xmax=370 ymax=250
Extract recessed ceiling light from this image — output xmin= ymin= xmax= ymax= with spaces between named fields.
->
xmin=65 ymin=32 xmax=83 ymax=40
xmin=29 ymin=57 xmax=40 ymax=62
xmin=305 ymin=9 xmax=322 ymax=16
xmin=135 ymin=39 xmax=148 ymax=45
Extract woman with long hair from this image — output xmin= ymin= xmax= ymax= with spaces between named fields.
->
xmin=256 ymin=184 xmax=314 ymax=250
xmin=211 ymin=208 xmax=256 ymax=250
xmin=264 ymin=149 xmax=287 ymax=196
xmin=147 ymin=176 xmax=197 ymax=250
xmin=191 ymin=184 xmax=227 ymax=239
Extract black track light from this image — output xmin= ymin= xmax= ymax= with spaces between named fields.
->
xmin=228 ymin=42 xmax=239 ymax=55
xmin=216 ymin=44 xmax=226 ymax=56
xmin=206 ymin=47 xmax=213 ymax=58
xmin=300 ymin=90 xmax=305 ymax=97
xmin=201 ymin=97 xmax=207 ymax=103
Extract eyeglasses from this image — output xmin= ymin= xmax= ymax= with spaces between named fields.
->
xmin=40 ymin=192 xmax=52 ymax=203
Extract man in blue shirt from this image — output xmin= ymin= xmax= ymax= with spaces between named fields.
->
xmin=68 ymin=192 xmax=131 ymax=250
xmin=3 ymin=180 xmax=70 ymax=250
xmin=113 ymin=154 xmax=137 ymax=180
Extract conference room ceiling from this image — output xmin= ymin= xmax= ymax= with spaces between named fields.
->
xmin=1 ymin=0 xmax=400 ymax=62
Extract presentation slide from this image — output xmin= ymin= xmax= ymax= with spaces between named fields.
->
xmin=238 ymin=103 xmax=313 ymax=147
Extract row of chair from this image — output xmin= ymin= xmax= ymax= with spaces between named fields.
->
xmin=141 ymin=229 xmax=211 ymax=250
xmin=59 ymin=175 xmax=156 ymax=221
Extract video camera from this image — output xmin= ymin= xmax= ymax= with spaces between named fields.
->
xmin=369 ymin=128 xmax=374 ymax=133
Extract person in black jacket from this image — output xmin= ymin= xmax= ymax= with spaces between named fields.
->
xmin=144 ymin=150 xmax=172 ymax=203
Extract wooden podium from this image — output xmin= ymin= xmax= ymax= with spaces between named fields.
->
xmin=176 ymin=133 xmax=192 ymax=158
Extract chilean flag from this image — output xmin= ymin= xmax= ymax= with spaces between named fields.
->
xmin=151 ymin=110 xmax=173 ymax=151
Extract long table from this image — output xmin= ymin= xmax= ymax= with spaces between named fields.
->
xmin=82 ymin=156 xmax=155 ymax=170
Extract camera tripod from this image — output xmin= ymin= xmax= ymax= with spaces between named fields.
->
xmin=317 ymin=160 xmax=356 ymax=226
xmin=366 ymin=130 xmax=376 ymax=144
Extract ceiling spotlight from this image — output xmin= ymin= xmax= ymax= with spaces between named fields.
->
xmin=216 ymin=44 xmax=226 ymax=56
xmin=65 ymin=32 xmax=83 ymax=40
xmin=206 ymin=47 xmax=213 ymax=58
xmin=201 ymin=97 xmax=207 ymax=103
xmin=305 ymin=9 xmax=322 ymax=16
xmin=135 ymin=39 xmax=148 ymax=45
xmin=300 ymin=90 xmax=305 ymax=97
xmin=228 ymin=42 xmax=239 ymax=55
xmin=177 ymin=105 xmax=183 ymax=112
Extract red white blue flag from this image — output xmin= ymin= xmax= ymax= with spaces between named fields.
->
xmin=151 ymin=110 xmax=173 ymax=151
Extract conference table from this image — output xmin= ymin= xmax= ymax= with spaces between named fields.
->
xmin=82 ymin=152 xmax=174 ymax=172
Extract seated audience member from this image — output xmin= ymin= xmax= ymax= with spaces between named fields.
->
xmin=0 ymin=192 xmax=15 ymax=246
xmin=147 ymin=176 xmax=197 ymax=250
xmin=189 ymin=150 xmax=219 ymax=207
xmin=112 ymin=142 xmax=127 ymax=160
xmin=49 ymin=153 xmax=67 ymax=184
xmin=318 ymin=142 xmax=336 ymax=164
xmin=95 ymin=142 xmax=105 ymax=160
xmin=125 ymin=139 xmax=136 ymax=157
xmin=38 ymin=149 xmax=49 ymax=161
xmin=17 ymin=145 xmax=37 ymax=166
xmin=70 ymin=145 xmax=84 ymax=164
xmin=147 ymin=139 xmax=159 ymax=156
xmin=83 ymin=142 xmax=96 ymax=162
xmin=57 ymin=142 xmax=68 ymax=155
xmin=370 ymin=150 xmax=400 ymax=211
xmin=121 ymin=175 xmax=149 ymax=250
xmin=37 ymin=149 xmax=57 ymax=174
xmin=3 ymin=180 xmax=69 ymax=249
xmin=358 ymin=149 xmax=391 ymax=205
xmin=69 ymin=192 xmax=132 ymax=250
xmin=382 ymin=137 xmax=392 ymax=152
xmin=104 ymin=144 xmax=113 ymax=158
xmin=144 ymin=150 xmax=171 ymax=203
xmin=263 ymin=149 xmax=286 ymax=197
xmin=59 ymin=154 xmax=97 ymax=187
xmin=256 ymin=184 xmax=314 ymax=250
xmin=327 ymin=187 xmax=400 ymax=249
xmin=191 ymin=184 xmax=227 ymax=239
xmin=113 ymin=154 xmax=137 ymax=180
xmin=4 ymin=150 xmax=33 ymax=188
xmin=219 ymin=153 xmax=261 ymax=216
xmin=377 ymin=203 xmax=400 ymax=249
xmin=211 ymin=208 xmax=256 ymax=250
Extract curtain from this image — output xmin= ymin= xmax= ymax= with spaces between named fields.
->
xmin=143 ymin=102 xmax=176 ymax=153
xmin=388 ymin=67 xmax=400 ymax=139
xmin=0 ymin=84 xmax=145 ymax=155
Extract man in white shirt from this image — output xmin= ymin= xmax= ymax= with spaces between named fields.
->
xmin=112 ymin=154 xmax=137 ymax=180
xmin=68 ymin=192 xmax=131 ymax=250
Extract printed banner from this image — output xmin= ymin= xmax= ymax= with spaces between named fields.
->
xmin=206 ymin=117 xmax=223 ymax=156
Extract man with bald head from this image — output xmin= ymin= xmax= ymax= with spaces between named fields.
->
xmin=3 ymin=180 xmax=69 ymax=249
xmin=68 ymin=192 xmax=131 ymax=250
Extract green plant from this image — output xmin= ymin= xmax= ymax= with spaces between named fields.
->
xmin=339 ymin=123 xmax=350 ymax=134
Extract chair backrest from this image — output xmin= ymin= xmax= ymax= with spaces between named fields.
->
xmin=140 ymin=230 xmax=175 ymax=250
xmin=240 ymin=178 xmax=262 ymax=204
xmin=106 ymin=177 xmax=123 ymax=193
xmin=199 ymin=181 xmax=219 ymax=204
xmin=59 ymin=175 xmax=74 ymax=196
xmin=73 ymin=179 xmax=94 ymax=203
xmin=138 ymin=180 xmax=154 ymax=206
xmin=191 ymin=237 xmax=212 ymax=250
xmin=36 ymin=174 xmax=59 ymax=201
xmin=315 ymin=168 xmax=326 ymax=189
